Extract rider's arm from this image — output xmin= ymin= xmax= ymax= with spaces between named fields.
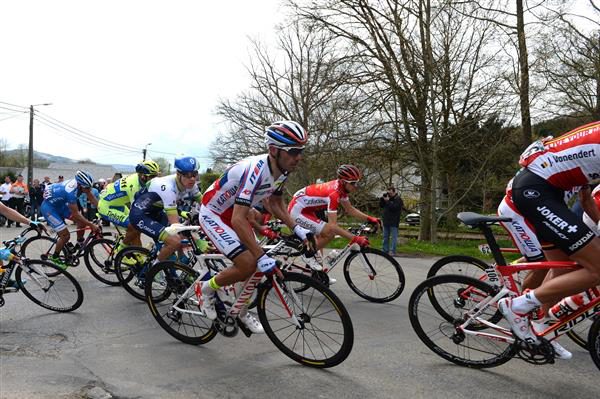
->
xmin=341 ymin=201 xmax=371 ymax=222
xmin=580 ymin=186 xmax=600 ymax=224
xmin=265 ymin=195 xmax=296 ymax=231
xmin=0 ymin=202 xmax=35 ymax=226
xmin=231 ymin=204 xmax=264 ymax=258
xmin=85 ymin=189 xmax=99 ymax=208
xmin=67 ymin=203 xmax=97 ymax=228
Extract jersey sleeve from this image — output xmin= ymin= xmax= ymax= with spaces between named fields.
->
xmin=235 ymin=158 xmax=267 ymax=207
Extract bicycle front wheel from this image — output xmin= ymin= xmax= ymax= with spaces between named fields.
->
xmin=84 ymin=238 xmax=120 ymax=286
xmin=409 ymin=274 xmax=516 ymax=368
xmin=256 ymin=272 xmax=354 ymax=368
xmin=343 ymin=247 xmax=405 ymax=303
xmin=114 ymin=246 xmax=152 ymax=301
xmin=145 ymin=261 xmax=217 ymax=345
xmin=15 ymin=260 xmax=84 ymax=312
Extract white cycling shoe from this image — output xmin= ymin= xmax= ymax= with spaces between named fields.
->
xmin=328 ymin=275 xmax=337 ymax=285
xmin=239 ymin=311 xmax=264 ymax=334
xmin=498 ymin=298 xmax=540 ymax=345
xmin=301 ymin=254 xmax=323 ymax=271
xmin=550 ymin=340 xmax=573 ymax=360
xmin=198 ymin=289 xmax=217 ymax=320
xmin=532 ymin=320 xmax=573 ymax=360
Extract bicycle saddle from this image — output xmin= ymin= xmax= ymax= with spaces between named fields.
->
xmin=457 ymin=212 xmax=511 ymax=227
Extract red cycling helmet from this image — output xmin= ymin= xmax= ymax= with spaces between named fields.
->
xmin=337 ymin=164 xmax=361 ymax=182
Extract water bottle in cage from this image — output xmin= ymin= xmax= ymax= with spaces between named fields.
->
xmin=548 ymin=287 xmax=600 ymax=320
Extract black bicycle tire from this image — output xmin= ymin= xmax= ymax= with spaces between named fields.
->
xmin=83 ymin=237 xmax=120 ymax=286
xmin=145 ymin=261 xmax=217 ymax=345
xmin=15 ymin=260 xmax=84 ymax=312
xmin=409 ymin=274 xmax=517 ymax=368
xmin=114 ymin=246 xmax=153 ymax=301
xmin=427 ymin=255 xmax=490 ymax=279
xmin=343 ymin=247 xmax=405 ymax=303
xmin=256 ymin=271 xmax=354 ymax=368
xmin=587 ymin=316 xmax=600 ymax=369
xmin=20 ymin=235 xmax=70 ymax=276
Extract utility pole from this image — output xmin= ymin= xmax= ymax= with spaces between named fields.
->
xmin=143 ymin=143 xmax=152 ymax=161
xmin=27 ymin=103 xmax=52 ymax=185
xmin=27 ymin=106 xmax=34 ymax=185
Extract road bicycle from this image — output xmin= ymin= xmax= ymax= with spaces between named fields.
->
xmin=0 ymin=233 xmax=83 ymax=312
xmin=425 ymin=220 xmax=591 ymax=350
xmin=112 ymin=230 xmax=211 ymax=301
xmin=19 ymin=219 xmax=119 ymax=283
xmin=409 ymin=212 xmax=600 ymax=368
xmin=144 ymin=225 xmax=354 ymax=368
xmin=266 ymin=223 xmax=405 ymax=303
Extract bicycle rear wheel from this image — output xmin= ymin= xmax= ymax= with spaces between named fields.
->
xmin=256 ymin=272 xmax=354 ymax=368
xmin=343 ymin=247 xmax=405 ymax=303
xmin=15 ymin=260 xmax=84 ymax=312
xmin=427 ymin=255 xmax=489 ymax=279
xmin=114 ymin=246 xmax=152 ymax=301
xmin=84 ymin=237 xmax=120 ymax=286
xmin=409 ymin=274 xmax=517 ymax=368
xmin=145 ymin=261 xmax=217 ymax=345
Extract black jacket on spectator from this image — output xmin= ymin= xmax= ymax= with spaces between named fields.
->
xmin=29 ymin=185 xmax=44 ymax=205
xmin=379 ymin=194 xmax=404 ymax=227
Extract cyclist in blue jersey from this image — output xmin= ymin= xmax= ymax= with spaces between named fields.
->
xmin=130 ymin=156 xmax=202 ymax=264
xmin=41 ymin=171 xmax=100 ymax=268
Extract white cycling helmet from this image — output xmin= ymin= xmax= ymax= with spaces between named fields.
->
xmin=264 ymin=120 xmax=308 ymax=149
xmin=75 ymin=170 xmax=94 ymax=188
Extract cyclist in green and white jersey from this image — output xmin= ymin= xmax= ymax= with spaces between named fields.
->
xmin=98 ymin=160 xmax=161 ymax=253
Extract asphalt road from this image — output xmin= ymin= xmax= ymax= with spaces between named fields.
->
xmin=0 ymin=227 xmax=598 ymax=399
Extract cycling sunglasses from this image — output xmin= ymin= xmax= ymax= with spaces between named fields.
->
xmin=282 ymin=147 xmax=304 ymax=156
xmin=181 ymin=170 xmax=199 ymax=178
xmin=342 ymin=180 xmax=359 ymax=185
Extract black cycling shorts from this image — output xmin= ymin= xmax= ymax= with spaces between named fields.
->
xmin=512 ymin=169 xmax=595 ymax=255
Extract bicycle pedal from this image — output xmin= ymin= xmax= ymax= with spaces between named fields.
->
xmin=236 ymin=318 xmax=253 ymax=338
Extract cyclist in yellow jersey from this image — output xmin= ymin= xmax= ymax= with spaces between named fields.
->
xmin=98 ymin=161 xmax=161 ymax=252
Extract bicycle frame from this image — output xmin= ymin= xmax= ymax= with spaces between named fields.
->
xmin=456 ymin=259 xmax=599 ymax=344
xmin=169 ymin=239 xmax=304 ymax=329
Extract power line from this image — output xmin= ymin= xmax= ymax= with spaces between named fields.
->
xmin=34 ymin=118 xmax=142 ymax=155
xmin=35 ymin=110 xmax=143 ymax=152
xmin=34 ymin=114 xmax=141 ymax=153
xmin=0 ymin=101 xmax=28 ymax=110
xmin=0 ymin=105 xmax=28 ymax=114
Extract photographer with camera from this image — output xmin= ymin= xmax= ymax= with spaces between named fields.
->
xmin=379 ymin=186 xmax=406 ymax=256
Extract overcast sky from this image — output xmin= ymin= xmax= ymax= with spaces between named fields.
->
xmin=0 ymin=0 xmax=283 ymax=169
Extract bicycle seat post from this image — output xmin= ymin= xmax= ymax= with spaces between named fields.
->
xmin=478 ymin=224 xmax=507 ymax=266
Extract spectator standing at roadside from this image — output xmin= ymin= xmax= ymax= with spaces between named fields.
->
xmin=0 ymin=176 xmax=13 ymax=226
xmin=57 ymin=175 xmax=64 ymax=183
xmin=79 ymin=184 xmax=99 ymax=221
xmin=29 ymin=179 xmax=44 ymax=221
xmin=10 ymin=175 xmax=28 ymax=227
xmin=41 ymin=176 xmax=52 ymax=191
xmin=379 ymin=186 xmax=405 ymax=256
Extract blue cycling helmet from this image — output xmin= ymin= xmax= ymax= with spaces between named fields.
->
xmin=75 ymin=170 xmax=94 ymax=188
xmin=174 ymin=156 xmax=199 ymax=173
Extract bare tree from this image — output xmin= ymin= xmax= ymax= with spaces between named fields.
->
xmin=212 ymin=21 xmax=381 ymax=192
xmin=535 ymin=1 xmax=600 ymax=120
xmin=293 ymin=0 xmax=510 ymax=240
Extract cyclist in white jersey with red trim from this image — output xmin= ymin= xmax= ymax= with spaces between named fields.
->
xmin=498 ymin=121 xmax=600 ymax=346
xmin=198 ymin=120 xmax=313 ymax=333
xmin=288 ymin=165 xmax=380 ymax=272
xmin=497 ymin=174 xmax=581 ymax=359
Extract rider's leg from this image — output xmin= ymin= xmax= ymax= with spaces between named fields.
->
xmin=157 ymin=233 xmax=182 ymax=262
xmin=123 ymin=224 xmax=142 ymax=246
xmin=54 ymin=228 xmax=70 ymax=255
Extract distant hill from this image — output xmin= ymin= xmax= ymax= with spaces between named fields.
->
xmin=5 ymin=149 xmax=73 ymax=164
xmin=4 ymin=149 xmax=135 ymax=171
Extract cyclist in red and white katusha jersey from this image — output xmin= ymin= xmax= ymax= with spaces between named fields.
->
xmin=497 ymin=121 xmax=600 ymax=346
xmin=198 ymin=120 xmax=313 ymax=333
xmin=288 ymin=164 xmax=381 ymax=271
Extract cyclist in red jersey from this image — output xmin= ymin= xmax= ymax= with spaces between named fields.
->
xmin=288 ymin=164 xmax=380 ymax=271
xmin=498 ymin=121 xmax=600 ymax=345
